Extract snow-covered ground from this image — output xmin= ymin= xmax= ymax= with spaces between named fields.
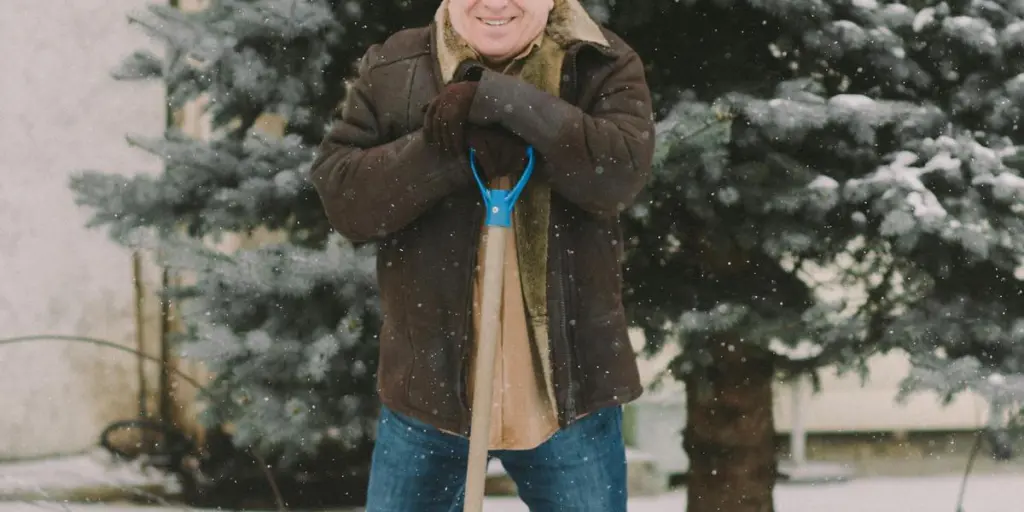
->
xmin=0 ymin=473 xmax=1020 ymax=512
xmin=488 ymin=474 xmax=1020 ymax=511
xmin=0 ymin=450 xmax=177 ymax=501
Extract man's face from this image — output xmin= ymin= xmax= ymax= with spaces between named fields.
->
xmin=448 ymin=0 xmax=554 ymax=62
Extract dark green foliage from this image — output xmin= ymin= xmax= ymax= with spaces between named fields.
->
xmin=607 ymin=0 xmax=1024 ymax=408
xmin=69 ymin=1 xmax=435 ymax=478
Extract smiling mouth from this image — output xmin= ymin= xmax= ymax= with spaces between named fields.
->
xmin=478 ymin=17 xmax=515 ymax=27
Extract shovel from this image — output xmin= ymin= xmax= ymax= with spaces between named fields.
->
xmin=463 ymin=145 xmax=536 ymax=512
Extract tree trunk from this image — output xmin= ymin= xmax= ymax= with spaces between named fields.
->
xmin=684 ymin=335 xmax=777 ymax=512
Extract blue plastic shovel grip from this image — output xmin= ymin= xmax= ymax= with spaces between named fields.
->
xmin=469 ymin=146 xmax=536 ymax=227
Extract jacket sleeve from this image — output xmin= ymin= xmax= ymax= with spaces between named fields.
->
xmin=310 ymin=45 xmax=470 ymax=243
xmin=466 ymin=49 xmax=655 ymax=217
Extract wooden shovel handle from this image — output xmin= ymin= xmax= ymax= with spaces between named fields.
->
xmin=464 ymin=225 xmax=507 ymax=512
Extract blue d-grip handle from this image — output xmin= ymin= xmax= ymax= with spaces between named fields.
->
xmin=469 ymin=146 xmax=536 ymax=227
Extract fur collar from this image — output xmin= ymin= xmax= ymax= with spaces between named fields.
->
xmin=433 ymin=0 xmax=609 ymax=83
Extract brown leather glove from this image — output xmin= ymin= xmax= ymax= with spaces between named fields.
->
xmin=467 ymin=126 xmax=529 ymax=182
xmin=423 ymin=81 xmax=478 ymax=155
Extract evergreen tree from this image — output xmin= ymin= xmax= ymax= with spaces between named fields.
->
xmin=603 ymin=0 xmax=1024 ymax=510
xmin=69 ymin=0 xmax=434 ymax=506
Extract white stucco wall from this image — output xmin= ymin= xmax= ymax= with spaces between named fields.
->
xmin=0 ymin=1 xmax=165 ymax=458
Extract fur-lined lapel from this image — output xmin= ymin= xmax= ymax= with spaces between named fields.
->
xmin=433 ymin=0 xmax=610 ymax=83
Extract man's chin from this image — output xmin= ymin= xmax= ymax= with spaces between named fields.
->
xmin=475 ymin=43 xmax=517 ymax=62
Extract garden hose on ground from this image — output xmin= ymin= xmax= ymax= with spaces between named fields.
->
xmin=0 ymin=335 xmax=286 ymax=511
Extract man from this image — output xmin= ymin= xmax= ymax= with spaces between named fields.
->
xmin=309 ymin=0 xmax=654 ymax=509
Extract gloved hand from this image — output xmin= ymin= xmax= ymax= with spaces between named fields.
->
xmin=454 ymin=59 xmax=485 ymax=82
xmin=467 ymin=126 xmax=529 ymax=182
xmin=423 ymin=81 xmax=478 ymax=155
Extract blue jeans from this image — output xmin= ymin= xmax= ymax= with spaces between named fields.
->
xmin=365 ymin=405 xmax=627 ymax=511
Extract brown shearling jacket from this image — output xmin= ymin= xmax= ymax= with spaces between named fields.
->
xmin=309 ymin=12 xmax=655 ymax=437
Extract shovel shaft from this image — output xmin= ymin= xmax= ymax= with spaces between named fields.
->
xmin=464 ymin=224 xmax=508 ymax=512
xmin=463 ymin=144 xmax=534 ymax=511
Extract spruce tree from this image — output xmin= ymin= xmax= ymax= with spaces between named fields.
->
xmin=69 ymin=0 xmax=435 ymax=506
xmin=604 ymin=0 xmax=1024 ymax=510
xmin=863 ymin=0 xmax=1024 ymax=431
